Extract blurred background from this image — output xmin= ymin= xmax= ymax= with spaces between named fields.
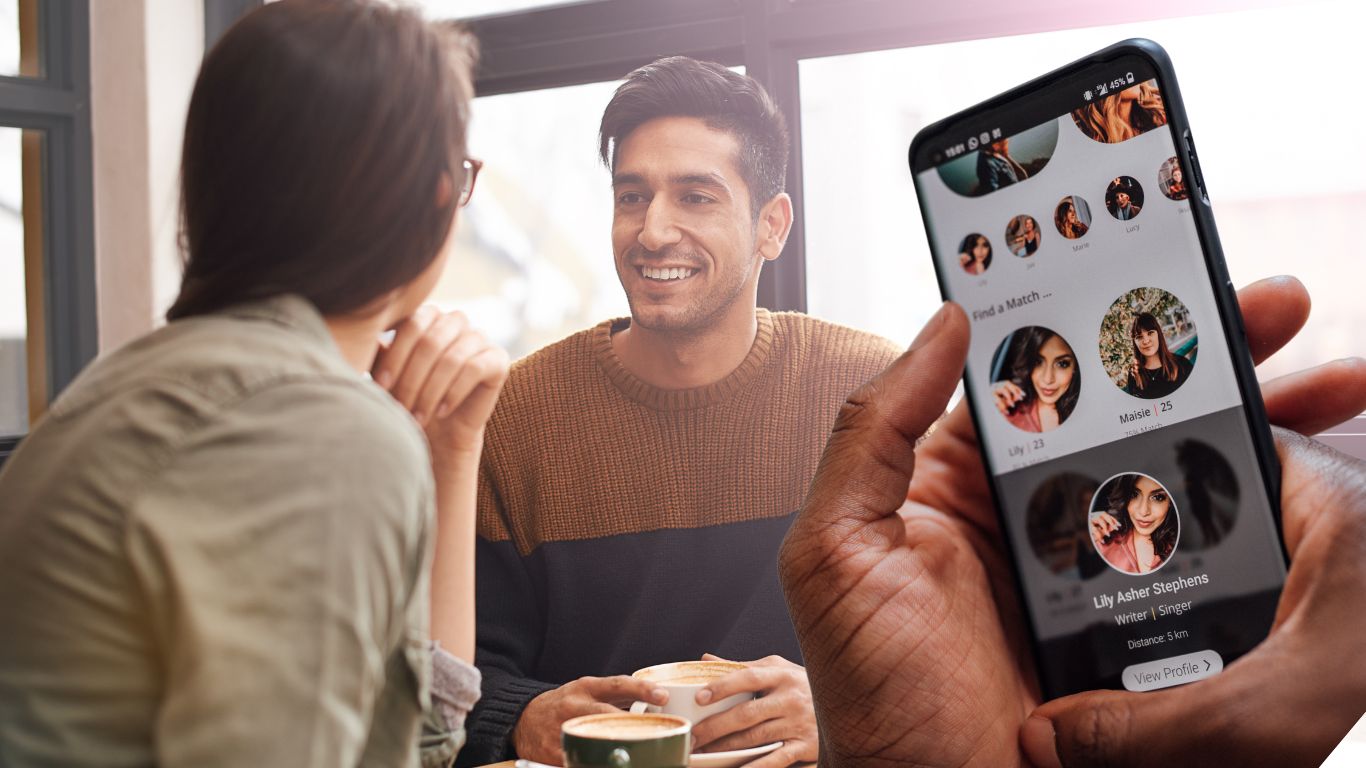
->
xmin=2 ymin=0 xmax=1362 ymax=460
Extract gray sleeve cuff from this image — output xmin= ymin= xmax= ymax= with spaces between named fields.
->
xmin=431 ymin=641 xmax=482 ymax=733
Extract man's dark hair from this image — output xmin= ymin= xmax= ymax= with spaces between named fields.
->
xmin=599 ymin=56 xmax=789 ymax=216
xmin=167 ymin=0 xmax=478 ymax=321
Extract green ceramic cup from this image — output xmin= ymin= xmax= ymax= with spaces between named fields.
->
xmin=561 ymin=712 xmax=692 ymax=768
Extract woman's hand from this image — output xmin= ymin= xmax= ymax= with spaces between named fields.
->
xmin=372 ymin=305 xmax=510 ymax=466
xmin=993 ymin=380 xmax=1026 ymax=415
xmin=1089 ymin=511 xmax=1120 ymax=544
xmin=374 ymin=306 xmax=511 ymax=664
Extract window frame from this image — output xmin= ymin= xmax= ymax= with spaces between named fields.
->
xmin=0 ymin=0 xmax=95 ymax=466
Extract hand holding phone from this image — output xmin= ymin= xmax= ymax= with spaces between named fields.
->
xmin=778 ymin=277 xmax=1366 ymax=768
xmin=910 ymin=39 xmax=1299 ymax=698
xmin=1024 ymin=428 xmax=1366 ymax=768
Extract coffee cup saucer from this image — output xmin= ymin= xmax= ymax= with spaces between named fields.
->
xmin=689 ymin=741 xmax=782 ymax=768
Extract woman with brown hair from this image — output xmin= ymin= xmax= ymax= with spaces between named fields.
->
xmin=1054 ymin=197 xmax=1090 ymax=239
xmin=991 ymin=326 xmax=1081 ymax=433
xmin=958 ymin=233 xmax=993 ymax=274
xmin=1089 ymin=473 xmax=1181 ymax=574
xmin=1072 ymin=80 xmax=1167 ymax=143
xmin=1124 ymin=311 xmax=1194 ymax=399
xmin=0 ymin=2 xmax=499 ymax=765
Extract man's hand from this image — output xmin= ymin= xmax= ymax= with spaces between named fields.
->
xmin=690 ymin=654 xmax=818 ymax=767
xmin=371 ymin=305 xmax=509 ymax=464
xmin=778 ymin=276 xmax=1366 ymax=768
xmin=1021 ymin=430 xmax=1366 ymax=768
xmin=514 ymin=677 xmax=668 ymax=765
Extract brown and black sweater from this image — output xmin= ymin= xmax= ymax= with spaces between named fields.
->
xmin=459 ymin=309 xmax=902 ymax=765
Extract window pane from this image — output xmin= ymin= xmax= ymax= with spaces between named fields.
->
xmin=800 ymin=0 xmax=1365 ymax=395
xmin=0 ymin=126 xmax=38 ymax=434
xmin=0 ymin=0 xmax=39 ymax=78
xmin=0 ymin=0 xmax=17 ymax=76
xmin=431 ymin=80 xmax=629 ymax=358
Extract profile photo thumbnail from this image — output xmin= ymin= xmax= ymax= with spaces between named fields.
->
xmin=935 ymin=121 xmax=1060 ymax=198
xmin=989 ymin=326 xmax=1080 ymax=433
xmin=958 ymin=233 xmax=993 ymax=275
xmin=1172 ymin=439 xmax=1240 ymax=550
xmin=1054 ymin=196 xmax=1092 ymax=239
xmin=1099 ymin=286 xmax=1198 ymax=400
xmin=1071 ymin=78 xmax=1168 ymax=144
xmin=1026 ymin=472 xmax=1108 ymax=580
xmin=1158 ymin=156 xmax=1189 ymax=201
xmin=1089 ymin=472 xmax=1181 ymax=575
xmin=1005 ymin=214 xmax=1041 ymax=258
xmin=1105 ymin=176 xmax=1144 ymax=221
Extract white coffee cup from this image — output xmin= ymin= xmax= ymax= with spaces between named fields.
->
xmin=629 ymin=660 xmax=754 ymax=724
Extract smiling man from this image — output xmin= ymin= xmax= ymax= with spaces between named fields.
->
xmin=457 ymin=57 xmax=902 ymax=768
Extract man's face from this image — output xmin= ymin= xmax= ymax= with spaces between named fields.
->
xmin=1117 ymin=191 xmax=1131 ymax=208
xmin=611 ymin=116 xmax=762 ymax=334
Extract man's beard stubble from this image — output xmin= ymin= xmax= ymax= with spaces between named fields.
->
xmin=623 ymin=244 xmax=758 ymax=336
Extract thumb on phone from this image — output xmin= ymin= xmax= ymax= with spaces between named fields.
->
xmin=1020 ymin=685 xmax=1221 ymax=768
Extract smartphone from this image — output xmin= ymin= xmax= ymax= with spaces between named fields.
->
xmin=908 ymin=39 xmax=1287 ymax=698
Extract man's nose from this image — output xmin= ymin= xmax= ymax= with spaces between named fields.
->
xmin=639 ymin=198 xmax=682 ymax=252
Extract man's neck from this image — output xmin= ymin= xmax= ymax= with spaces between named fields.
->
xmin=613 ymin=302 xmax=760 ymax=390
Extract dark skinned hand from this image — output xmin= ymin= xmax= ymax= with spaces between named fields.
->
xmin=778 ymin=276 xmax=1366 ymax=767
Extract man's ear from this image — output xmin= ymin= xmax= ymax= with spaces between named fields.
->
xmin=756 ymin=193 xmax=793 ymax=262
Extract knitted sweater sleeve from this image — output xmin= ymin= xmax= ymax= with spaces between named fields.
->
xmin=455 ymin=460 xmax=557 ymax=767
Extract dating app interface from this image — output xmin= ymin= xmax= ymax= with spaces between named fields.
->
xmin=913 ymin=57 xmax=1286 ymax=696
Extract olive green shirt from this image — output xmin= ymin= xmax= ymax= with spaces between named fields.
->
xmin=0 ymin=295 xmax=454 ymax=766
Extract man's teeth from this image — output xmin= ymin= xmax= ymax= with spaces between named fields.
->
xmin=641 ymin=267 xmax=697 ymax=281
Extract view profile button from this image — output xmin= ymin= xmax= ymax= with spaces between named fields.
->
xmin=1122 ymin=650 xmax=1223 ymax=692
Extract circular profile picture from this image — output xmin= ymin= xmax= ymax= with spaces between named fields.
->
xmin=1089 ymin=472 xmax=1180 ymax=575
xmin=1026 ymin=472 xmax=1108 ymax=580
xmin=1105 ymin=176 xmax=1144 ymax=220
xmin=935 ymin=121 xmax=1061 ymax=198
xmin=1071 ymin=79 xmax=1168 ymax=144
xmin=1173 ymin=439 xmax=1240 ymax=550
xmin=1054 ymin=195 xmax=1092 ymax=239
xmin=1004 ymin=215 xmax=1041 ymax=258
xmin=958 ymin=233 xmax=993 ymax=275
xmin=989 ymin=326 xmax=1080 ymax=433
xmin=1158 ymin=156 xmax=1188 ymax=201
xmin=1099 ymin=287 xmax=1197 ymax=400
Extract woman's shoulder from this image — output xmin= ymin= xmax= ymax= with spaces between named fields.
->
xmin=1095 ymin=531 xmax=1136 ymax=570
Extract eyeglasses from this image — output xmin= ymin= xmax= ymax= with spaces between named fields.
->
xmin=458 ymin=158 xmax=482 ymax=207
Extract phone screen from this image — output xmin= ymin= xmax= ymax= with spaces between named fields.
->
xmin=910 ymin=49 xmax=1286 ymax=697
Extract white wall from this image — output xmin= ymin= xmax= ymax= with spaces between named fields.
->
xmin=90 ymin=0 xmax=202 ymax=353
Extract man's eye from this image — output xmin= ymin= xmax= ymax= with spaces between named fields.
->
xmin=682 ymin=193 xmax=714 ymax=204
xmin=617 ymin=192 xmax=646 ymax=204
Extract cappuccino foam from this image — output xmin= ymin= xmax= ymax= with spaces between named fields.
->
xmin=634 ymin=660 xmax=746 ymax=685
xmin=564 ymin=714 xmax=687 ymax=740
